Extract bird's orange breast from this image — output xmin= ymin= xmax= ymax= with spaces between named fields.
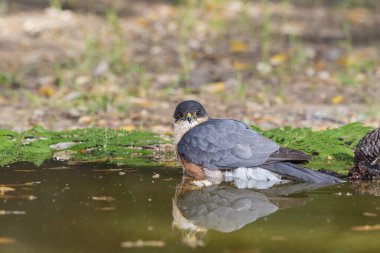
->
xmin=177 ymin=151 xmax=206 ymax=180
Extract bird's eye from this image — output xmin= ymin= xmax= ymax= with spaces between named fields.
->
xmin=194 ymin=111 xmax=199 ymax=117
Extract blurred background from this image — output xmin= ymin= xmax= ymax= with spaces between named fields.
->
xmin=0 ymin=0 xmax=379 ymax=133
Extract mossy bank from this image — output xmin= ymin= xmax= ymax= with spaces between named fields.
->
xmin=0 ymin=126 xmax=165 ymax=167
xmin=0 ymin=123 xmax=373 ymax=175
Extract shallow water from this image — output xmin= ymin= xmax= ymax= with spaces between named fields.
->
xmin=0 ymin=162 xmax=380 ymax=253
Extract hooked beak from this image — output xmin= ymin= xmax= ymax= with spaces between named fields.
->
xmin=186 ymin=113 xmax=193 ymax=123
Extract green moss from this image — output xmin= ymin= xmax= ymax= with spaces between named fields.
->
xmin=0 ymin=126 xmax=163 ymax=167
xmin=255 ymin=123 xmax=373 ymax=174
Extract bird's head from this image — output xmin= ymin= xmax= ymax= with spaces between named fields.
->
xmin=174 ymin=100 xmax=208 ymax=125
xmin=173 ymin=100 xmax=208 ymax=143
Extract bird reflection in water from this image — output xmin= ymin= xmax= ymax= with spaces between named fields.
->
xmin=172 ymin=177 xmax=329 ymax=247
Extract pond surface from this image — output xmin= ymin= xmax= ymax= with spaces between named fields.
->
xmin=1 ymin=162 xmax=380 ymax=253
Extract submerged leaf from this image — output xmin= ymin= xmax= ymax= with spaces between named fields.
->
xmin=351 ymin=224 xmax=380 ymax=232
xmin=0 ymin=237 xmax=16 ymax=244
xmin=0 ymin=186 xmax=16 ymax=194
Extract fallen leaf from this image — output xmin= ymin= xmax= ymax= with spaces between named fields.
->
xmin=97 ymin=119 xmax=108 ymax=127
xmin=270 ymin=53 xmax=288 ymax=65
xmin=280 ymin=22 xmax=305 ymax=36
xmin=331 ymin=95 xmax=344 ymax=104
xmin=120 ymin=125 xmax=136 ymax=131
xmin=338 ymin=55 xmax=361 ymax=66
xmin=338 ymin=56 xmax=356 ymax=66
xmin=232 ymin=61 xmax=248 ymax=71
xmin=78 ymin=115 xmax=93 ymax=125
xmin=347 ymin=8 xmax=371 ymax=25
xmin=338 ymin=56 xmax=349 ymax=66
xmin=134 ymin=17 xmax=148 ymax=27
xmin=338 ymin=48 xmax=376 ymax=67
xmin=203 ymin=82 xmax=225 ymax=93
xmin=129 ymin=97 xmax=153 ymax=108
xmin=205 ymin=2 xmax=219 ymax=11
xmin=230 ymin=41 xmax=248 ymax=53
xmin=314 ymin=61 xmax=325 ymax=71
xmin=38 ymin=85 xmax=55 ymax=97
xmin=351 ymin=224 xmax=380 ymax=232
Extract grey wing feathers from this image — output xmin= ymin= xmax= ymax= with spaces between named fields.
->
xmin=262 ymin=163 xmax=344 ymax=184
xmin=178 ymin=119 xmax=280 ymax=170
xmin=266 ymin=147 xmax=311 ymax=163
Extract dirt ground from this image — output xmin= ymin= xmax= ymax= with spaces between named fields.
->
xmin=0 ymin=0 xmax=379 ymax=134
